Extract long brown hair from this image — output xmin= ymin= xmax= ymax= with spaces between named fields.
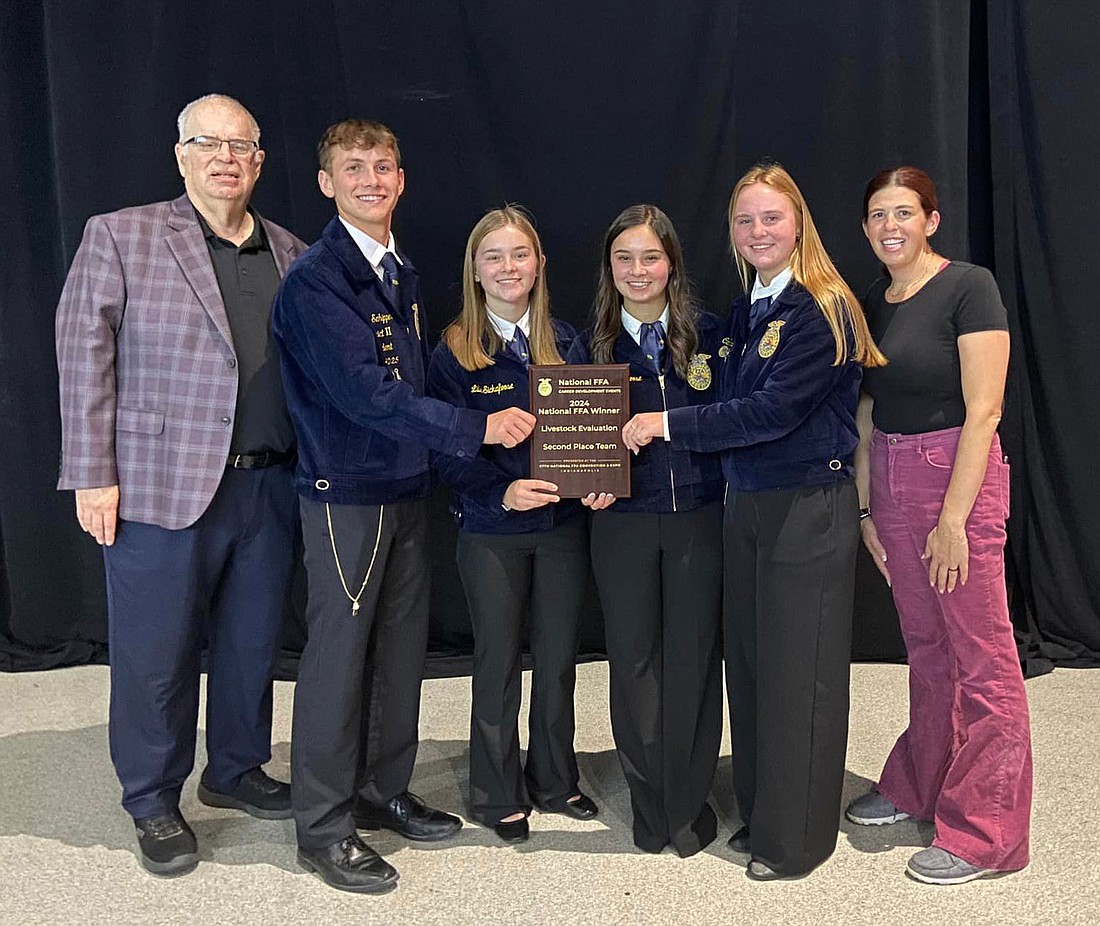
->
xmin=590 ymin=204 xmax=699 ymax=378
xmin=729 ymin=163 xmax=886 ymax=368
xmin=444 ymin=206 xmax=564 ymax=372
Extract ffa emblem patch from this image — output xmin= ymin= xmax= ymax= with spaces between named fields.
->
xmin=718 ymin=337 xmax=735 ymax=359
xmin=686 ymin=354 xmax=712 ymax=391
xmin=537 ymin=378 xmax=553 ymax=397
xmin=758 ymin=320 xmax=786 ymax=359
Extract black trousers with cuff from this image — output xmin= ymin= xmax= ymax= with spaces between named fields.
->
xmin=590 ymin=501 xmax=723 ymax=857
xmin=723 ymin=480 xmax=859 ymax=875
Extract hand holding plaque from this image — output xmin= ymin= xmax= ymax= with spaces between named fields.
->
xmin=528 ymin=364 xmax=631 ymax=498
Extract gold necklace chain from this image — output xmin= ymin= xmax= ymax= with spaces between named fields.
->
xmin=325 ymin=502 xmax=385 ymax=616
xmin=887 ymin=252 xmax=940 ymax=299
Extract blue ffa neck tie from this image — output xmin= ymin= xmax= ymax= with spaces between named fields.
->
xmin=509 ymin=326 xmax=531 ymax=365
xmin=749 ymin=295 xmax=773 ymax=331
xmin=638 ymin=320 xmax=666 ymax=373
xmin=379 ymin=251 xmax=401 ymax=310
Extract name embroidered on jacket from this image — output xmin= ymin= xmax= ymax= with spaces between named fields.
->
xmin=471 ymin=382 xmax=515 ymax=395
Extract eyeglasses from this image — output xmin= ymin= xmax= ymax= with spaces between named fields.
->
xmin=181 ymin=135 xmax=260 ymax=156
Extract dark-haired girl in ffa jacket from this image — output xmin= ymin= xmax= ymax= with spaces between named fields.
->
xmin=625 ymin=165 xmax=887 ymax=880
xmin=427 ymin=207 xmax=598 ymax=845
xmin=568 ymin=204 xmax=724 ymax=858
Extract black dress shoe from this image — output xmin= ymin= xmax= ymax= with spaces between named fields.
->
xmin=297 ymin=834 xmax=399 ymax=894
xmin=539 ymin=792 xmax=599 ymax=820
xmin=746 ymin=858 xmax=809 ymax=881
xmin=197 ymin=766 xmax=292 ymax=820
xmin=493 ymin=816 xmax=530 ymax=844
xmin=727 ymin=825 xmax=751 ymax=853
xmin=134 ymin=811 xmax=199 ymax=876
xmin=355 ymin=791 xmax=463 ymax=842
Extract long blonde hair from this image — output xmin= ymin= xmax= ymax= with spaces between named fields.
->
xmin=729 ymin=163 xmax=886 ymax=368
xmin=444 ymin=206 xmax=564 ymax=372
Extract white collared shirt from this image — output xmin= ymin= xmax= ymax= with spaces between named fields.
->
xmin=750 ymin=264 xmax=793 ymax=305
xmin=620 ymin=304 xmax=670 ymax=345
xmin=338 ymin=217 xmax=402 ymax=281
xmin=486 ymin=307 xmax=531 ymax=343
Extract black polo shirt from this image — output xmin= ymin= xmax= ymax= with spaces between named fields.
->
xmin=197 ymin=208 xmax=295 ymax=455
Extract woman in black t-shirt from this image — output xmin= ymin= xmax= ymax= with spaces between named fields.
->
xmin=844 ymin=167 xmax=1032 ymax=885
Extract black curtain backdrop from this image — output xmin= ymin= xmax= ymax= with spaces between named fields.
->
xmin=1 ymin=1 xmax=1096 ymax=676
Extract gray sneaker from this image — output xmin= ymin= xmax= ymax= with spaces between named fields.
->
xmin=907 ymin=847 xmax=990 ymax=884
xmin=845 ymin=791 xmax=911 ymax=825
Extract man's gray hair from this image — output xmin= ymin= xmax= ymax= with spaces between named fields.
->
xmin=177 ymin=94 xmax=261 ymax=143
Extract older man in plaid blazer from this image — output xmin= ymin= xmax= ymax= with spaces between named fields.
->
xmin=55 ymin=94 xmax=306 ymax=876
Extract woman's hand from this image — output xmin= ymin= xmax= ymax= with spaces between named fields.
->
xmin=623 ymin=413 xmax=664 ymax=453
xmin=922 ymin=522 xmax=969 ymax=593
xmin=581 ymin=492 xmax=616 ymax=510
xmin=503 ymin=479 xmax=560 ymax=511
xmin=860 ymin=517 xmax=891 ymax=587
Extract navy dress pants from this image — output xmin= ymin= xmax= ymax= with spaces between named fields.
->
xmin=103 ymin=465 xmax=298 ymax=819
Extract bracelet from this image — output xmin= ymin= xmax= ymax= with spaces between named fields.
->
xmin=859 ymin=507 xmax=872 ymax=521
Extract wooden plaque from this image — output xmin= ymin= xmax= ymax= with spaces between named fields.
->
xmin=528 ymin=363 xmax=631 ymax=498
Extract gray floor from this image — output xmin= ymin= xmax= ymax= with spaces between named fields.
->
xmin=0 ymin=661 xmax=1095 ymax=926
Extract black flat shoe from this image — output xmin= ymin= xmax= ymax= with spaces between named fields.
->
xmin=727 ymin=825 xmax=751 ymax=854
xmin=198 ymin=766 xmax=292 ymax=820
xmin=297 ymin=833 xmax=399 ymax=894
xmin=355 ymin=791 xmax=463 ymax=842
xmin=540 ymin=792 xmax=599 ymax=820
xmin=747 ymin=859 xmax=781 ymax=881
xmin=493 ymin=816 xmax=530 ymax=844
xmin=746 ymin=858 xmax=810 ymax=881
xmin=134 ymin=811 xmax=199 ymax=876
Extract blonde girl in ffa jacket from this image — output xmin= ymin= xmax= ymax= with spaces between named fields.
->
xmin=625 ymin=165 xmax=885 ymax=879
xmin=427 ymin=206 xmax=597 ymax=844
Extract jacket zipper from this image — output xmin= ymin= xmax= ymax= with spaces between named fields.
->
xmin=657 ymin=373 xmax=677 ymax=512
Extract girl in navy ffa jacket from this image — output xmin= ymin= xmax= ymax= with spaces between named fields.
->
xmin=568 ymin=204 xmax=725 ymax=857
xmin=426 ymin=207 xmax=597 ymax=844
xmin=626 ymin=165 xmax=886 ymax=879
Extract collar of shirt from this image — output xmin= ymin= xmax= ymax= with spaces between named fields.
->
xmin=620 ymin=303 xmax=670 ymax=345
xmin=338 ymin=217 xmax=401 ymax=280
xmin=486 ymin=307 xmax=531 ymax=343
xmin=194 ymin=206 xmax=266 ymax=251
xmin=750 ymin=265 xmax=793 ymax=305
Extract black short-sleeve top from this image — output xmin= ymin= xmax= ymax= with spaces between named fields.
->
xmin=861 ymin=261 xmax=1008 ymax=434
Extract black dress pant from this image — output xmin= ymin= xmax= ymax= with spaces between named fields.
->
xmin=591 ymin=502 xmax=723 ymax=857
xmin=292 ymin=496 xmax=431 ymax=850
xmin=723 ymin=480 xmax=859 ymax=875
xmin=456 ymin=516 xmax=588 ymax=825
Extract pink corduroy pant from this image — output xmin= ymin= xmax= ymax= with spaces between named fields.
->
xmin=870 ymin=426 xmax=1032 ymax=872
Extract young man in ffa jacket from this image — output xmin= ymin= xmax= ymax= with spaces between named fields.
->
xmin=272 ymin=119 xmax=535 ymax=894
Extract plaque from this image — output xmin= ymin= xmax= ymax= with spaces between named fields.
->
xmin=529 ymin=363 xmax=631 ymax=498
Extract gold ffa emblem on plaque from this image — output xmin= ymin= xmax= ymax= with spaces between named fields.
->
xmin=718 ymin=337 xmax=735 ymax=359
xmin=758 ymin=320 xmax=786 ymax=359
xmin=537 ymin=378 xmax=553 ymax=397
xmin=686 ymin=354 xmax=712 ymax=390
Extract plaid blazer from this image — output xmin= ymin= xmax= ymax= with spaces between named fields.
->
xmin=55 ymin=194 xmax=306 ymax=529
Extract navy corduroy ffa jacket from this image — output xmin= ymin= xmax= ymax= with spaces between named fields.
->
xmin=272 ymin=217 xmax=486 ymax=505
xmin=427 ymin=318 xmax=583 ymax=534
xmin=668 ymin=281 xmax=862 ymax=492
xmin=567 ymin=312 xmax=725 ymax=514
